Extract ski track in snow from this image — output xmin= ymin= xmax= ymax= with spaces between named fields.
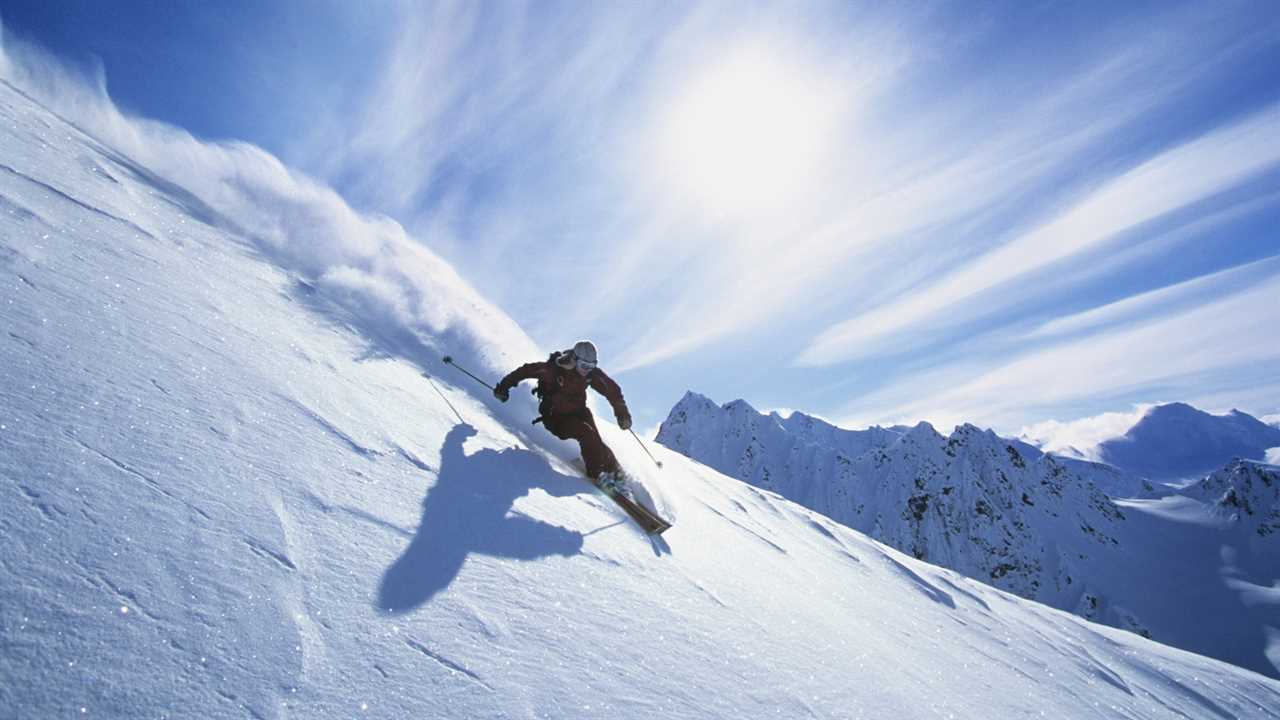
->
xmin=402 ymin=637 xmax=494 ymax=692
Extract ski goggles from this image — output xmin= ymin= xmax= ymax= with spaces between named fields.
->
xmin=576 ymin=358 xmax=597 ymax=372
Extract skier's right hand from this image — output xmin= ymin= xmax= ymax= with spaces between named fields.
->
xmin=493 ymin=386 xmax=510 ymax=402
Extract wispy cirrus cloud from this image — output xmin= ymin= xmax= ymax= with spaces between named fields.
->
xmin=798 ymin=100 xmax=1280 ymax=366
xmin=276 ymin=1 xmax=1280 ymax=433
xmin=1025 ymin=253 xmax=1280 ymax=342
xmin=851 ymin=271 xmax=1280 ymax=432
xmin=611 ymin=4 xmax=1280 ymax=373
xmin=25 ymin=0 xmax=1277 ymax=433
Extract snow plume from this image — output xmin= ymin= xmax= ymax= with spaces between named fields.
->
xmin=1267 ymin=448 xmax=1280 ymax=465
xmin=0 ymin=27 xmax=538 ymax=378
xmin=1019 ymin=405 xmax=1156 ymax=459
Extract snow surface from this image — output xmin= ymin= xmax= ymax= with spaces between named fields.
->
xmin=657 ymin=392 xmax=1280 ymax=680
xmin=2 ymin=72 xmax=1280 ymax=719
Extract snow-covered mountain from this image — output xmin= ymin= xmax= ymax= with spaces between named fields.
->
xmin=657 ymin=392 xmax=1280 ymax=679
xmin=1096 ymin=402 xmax=1280 ymax=482
xmin=3 ymin=52 xmax=1280 ymax=717
xmin=1184 ymin=459 xmax=1280 ymax=538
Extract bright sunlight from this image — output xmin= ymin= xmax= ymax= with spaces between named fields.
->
xmin=654 ymin=46 xmax=840 ymax=221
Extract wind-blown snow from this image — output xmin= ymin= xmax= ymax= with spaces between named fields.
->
xmin=2 ymin=54 xmax=1280 ymax=719
xmin=0 ymin=29 xmax=539 ymax=382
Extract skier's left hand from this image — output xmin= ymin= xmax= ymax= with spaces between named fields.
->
xmin=618 ymin=413 xmax=632 ymax=431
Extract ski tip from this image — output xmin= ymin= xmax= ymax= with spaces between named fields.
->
xmin=442 ymin=355 xmax=453 ymax=364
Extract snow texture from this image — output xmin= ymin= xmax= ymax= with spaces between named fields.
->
xmin=658 ymin=392 xmax=1280 ymax=680
xmin=2 ymin=65 xmax=1280 ymax=718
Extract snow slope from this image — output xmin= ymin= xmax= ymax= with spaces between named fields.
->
xmin=2 ymin=72 xmax=1280 ymax=718
xmin=658 ymin=392 xmax=1280 ymax=680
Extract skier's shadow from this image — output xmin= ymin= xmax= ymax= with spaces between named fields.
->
xmin=377 ymin=424 xmax=586 ymax=613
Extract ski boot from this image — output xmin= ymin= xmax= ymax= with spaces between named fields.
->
xmin=595 ymin=470 xmax=634 ymax=500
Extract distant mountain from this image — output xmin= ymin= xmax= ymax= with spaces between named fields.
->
xmin=657 ymin=392 xmax=1280 ymax=678
xmin=1098 ymin=403 xmax=1280 ymax=481
xmin=1184 ymin=459 xmax=1280 ymax=538
xmin=657 ymin=393 xmax=1130 ymax=601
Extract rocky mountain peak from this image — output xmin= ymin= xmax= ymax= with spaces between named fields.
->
xmin=1187 ymin=459 xmax=1280 ymax=537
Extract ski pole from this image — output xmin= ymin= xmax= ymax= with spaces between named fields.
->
xmin=441 ymin=355 xmax=494 ymax=390
xmin=629 ymin=429 xmax=664 ymax=469
xmin=420 ymin=372 xmax=466 ymax=424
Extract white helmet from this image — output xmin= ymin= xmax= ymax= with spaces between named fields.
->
xmin=572 ymin=340 xmax=598 ymax=365
xmin=555 ymin=340 xmax=599 ymax=372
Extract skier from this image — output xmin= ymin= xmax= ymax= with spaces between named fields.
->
xmin=493 ymin=340 xmax=633 ymax=491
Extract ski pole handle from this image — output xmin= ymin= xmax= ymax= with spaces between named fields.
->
xmin=442 ymin=355 xmax=495 ymax=390
xmin=630 ymin=429 xmax=664 ymax=469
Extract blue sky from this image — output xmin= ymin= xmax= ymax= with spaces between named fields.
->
xmin=3 ymin=0 xmax=1279 ymax=438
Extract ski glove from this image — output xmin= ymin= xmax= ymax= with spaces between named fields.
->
xmin=618 ymin=413 xmax=632 ymax=431
xmin=494 ymin=386 xmax=510 ymax=402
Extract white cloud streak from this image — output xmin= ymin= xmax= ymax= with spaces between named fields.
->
xmin=799 ymin=101 xmax=1280 ymax=366
xmin=864 ymin=272 xmax=1280 ymax=430
xmin=1025 ymin=254 xmax=1280 ymax=342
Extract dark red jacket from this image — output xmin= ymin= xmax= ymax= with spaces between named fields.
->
xmin=498 ymin=354 xmax=630 ymax=423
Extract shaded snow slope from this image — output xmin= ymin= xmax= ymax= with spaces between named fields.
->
xmin=658 ymin=392 xmax=1280 ymax=679
xmin=3 ymin=79 xmax=1280 ymax=718
xmin=1098 ymin=403 xmax=1280 ymax=482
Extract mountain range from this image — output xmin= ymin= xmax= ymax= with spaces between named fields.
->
xmin=657 ymin=392 xmax=1280 ymax=679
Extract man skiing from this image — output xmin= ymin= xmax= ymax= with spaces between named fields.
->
xmin=493 ymin=340 xmax=632 ymax=490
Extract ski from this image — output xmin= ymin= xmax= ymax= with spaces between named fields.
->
xmin=594 ymin=480 xmax=672 ymax=535
xmin=570 ymin=460 xmax=672 ymax=535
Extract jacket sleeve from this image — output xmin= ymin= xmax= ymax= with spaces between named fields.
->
xmin=590 ymin=369 xmax=630 ymax=422
xmin=497 ymin=361 xmax=546 ymax=392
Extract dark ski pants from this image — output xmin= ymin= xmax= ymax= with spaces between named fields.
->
xmin=542 ymin=409 xmax=621 ymax=479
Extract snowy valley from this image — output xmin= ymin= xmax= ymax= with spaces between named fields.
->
xmin=2 ymin=55 xmax=1280 ymax=720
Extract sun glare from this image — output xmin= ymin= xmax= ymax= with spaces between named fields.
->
xmin=656 ymin=47 xmax=839 ymax=220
